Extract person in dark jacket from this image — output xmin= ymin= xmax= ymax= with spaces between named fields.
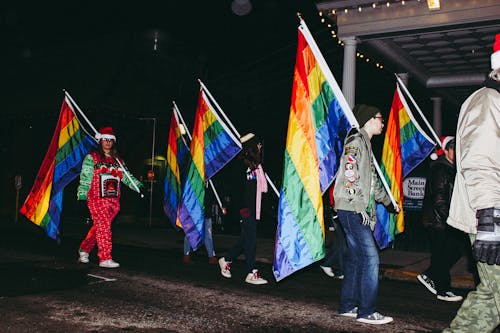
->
xmin=218 ymin=133 xmax=268 ymax=285
xmin=417 ymin=136 xmax=464 ymax=302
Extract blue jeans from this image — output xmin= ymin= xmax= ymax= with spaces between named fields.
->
xmin=184 ymin=218 xmax=215 ymax=257
xmin=337 ymin=210 xmax=379 ymax=318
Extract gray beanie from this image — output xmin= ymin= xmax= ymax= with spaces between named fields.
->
xmin=353 ymin=104 xmax=381 ymax=128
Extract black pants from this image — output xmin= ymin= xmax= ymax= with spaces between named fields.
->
xmin=226 ymin=215 xmax=257 ymax=274
xmin=424 ymin=225 xmax=467 ymax=294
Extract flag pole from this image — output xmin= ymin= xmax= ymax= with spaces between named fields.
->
xmin=395 ymin=75 xmax=441 ymax=147
xmin=63 ymin=90 xmax=99 ymax=139
xmin=173 ymin=101 xmax=224 ymax=210
xmin=372 ymin=156 xmax=397 ymax=208
xmin=198 ymin=79 xmax=241 ymax=138
xmin=265 ymin=172 xmax=280 ymax=197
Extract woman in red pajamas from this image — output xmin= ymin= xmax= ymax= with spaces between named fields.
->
xmin=77 ymin=127 xmax=143 ymax=268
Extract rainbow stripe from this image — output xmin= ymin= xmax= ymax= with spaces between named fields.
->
xmin=178 ymin=90 xmax=241 ymax=250
xmin=273 ymin=24 xmax=352 ymax=281
xmin=20 ymin=97 xmax=97 ymax=240
xmin=163 ymin=110 xmax=189 ymax=228
xmin=374 ymin=85 xmax=434 ymax=248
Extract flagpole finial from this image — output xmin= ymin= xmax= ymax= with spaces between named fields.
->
xmin=297 ymin=12 xmax=303 ymax=21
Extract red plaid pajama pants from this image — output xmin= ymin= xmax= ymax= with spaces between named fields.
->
xmin=79 ymin=198 xmax=120 ymax=262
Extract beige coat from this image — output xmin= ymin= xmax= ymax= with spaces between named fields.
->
xmin=447 ymin=87 xmax=500 ymax=234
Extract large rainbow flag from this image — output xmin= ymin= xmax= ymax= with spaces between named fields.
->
xmin=374 ymin=84 xmax=434 ymax=248
xmin=20 ymin=97 xmax=97 ymax=240
xmin=178 ymin=88 xmax=242 ymax=250
xmin=273 ymin=19 xmax=353 ymax=281
xmin=163 ymin=107 xmax=190 ymax=228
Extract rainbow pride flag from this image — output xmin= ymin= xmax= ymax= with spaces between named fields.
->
xmin=374 ymin=84 xmax=434 ymax=248
xmin=178 ymin=89 xmax=241 ymax=250
xmin=273 ymin=19 xmax=353 ymax=281
xmin=20 ymin=97 xmax=97 ymax=240
xmin=163 ymin=108 xmax=190 ymax=228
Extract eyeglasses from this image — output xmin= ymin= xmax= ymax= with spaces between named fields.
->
xmin=373 ymin=116 xmax=384 ymax=123
xmin=102 ymin=138 xmax=115 ymax=142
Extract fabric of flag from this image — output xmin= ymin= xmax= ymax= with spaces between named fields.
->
xmin=273 ymin=24 xmax=352 ymax=281
xmin=374 ymin=84 xmax=435 ymax=249
xmin=178 ymin=90 xmax=241 ymax=250
xmin=163 ymin=110 xmax=190 ymax=229
xmin=20 ymin=97 xmax=97 ymax=240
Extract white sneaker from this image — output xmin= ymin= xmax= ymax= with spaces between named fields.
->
xmin=245 ymin=269 xmax=268 ymax=285
xmin=99 ymin=259 xmax=120 ymax=268
xmin=339 ymin=307 xmax=358 ymax=318
xmin=417 ymin=274 xmax=437 ymax=295
xmin=218 ymin=257 xmax=231 ymax=278
xmin=78 ymin=250 xmax=89 ymax=264
xmin=320 ymin=265 xmax=335 ymax=277
xmin=356 ymin=312 xmax=393 ymax=325
xmin=437 ymin=291 xmax=463 ymax=302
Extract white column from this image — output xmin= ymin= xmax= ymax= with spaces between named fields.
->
xmin=431 ymin=97 xmax=442 ymax=137
xmin=342 ymin=36 xmax=357 ymax=108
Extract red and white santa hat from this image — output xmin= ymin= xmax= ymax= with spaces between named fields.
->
xmin=492 ymin=33 xmax=500 ymax=70
xmin=95 ymin=126 xmax=116 ymax=141
xmin=430 ymin=136 xmax=454 ymax=160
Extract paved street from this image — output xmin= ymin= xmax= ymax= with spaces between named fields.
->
xmin=0 ymin=220 xmax=476 ymax=333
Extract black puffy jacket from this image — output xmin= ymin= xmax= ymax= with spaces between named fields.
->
xmin=422 ymin=155 xmax=456 ymax=230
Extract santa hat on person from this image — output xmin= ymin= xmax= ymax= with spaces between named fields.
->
xmin=95 ymin=126 xmax=116 ymax=142
xmin=492 ymin=33 xmax=500 ymax=70
xmin=430 ymin=136 xmax=454 ymax=160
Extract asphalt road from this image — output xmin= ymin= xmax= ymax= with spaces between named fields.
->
xmin=0 ymin=225 xmax=476 ymax=333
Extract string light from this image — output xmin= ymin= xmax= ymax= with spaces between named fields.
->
xmin=315 ymin=2 xmax=418 ymax=72
xmin=324 ymin=0 xmax=426 ymax=18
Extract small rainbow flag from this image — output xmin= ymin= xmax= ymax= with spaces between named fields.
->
xmin=20 ymin=97 xmax=97 ymax=240
xmin=374 ymin=84 xmax=434 ymax=248
xmin=163 ymin=108 xmax=190 ymax=228
xmin=273 ymin=19 xmax=353 ymax=281
xmin=178 ymin=89 xmax=241 ymax=250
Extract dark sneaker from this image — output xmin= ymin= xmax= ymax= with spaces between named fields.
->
xmin=339 ymin=307 xmax=358 ymax=318
xmin=357 ymin=312 xmax=393 ymax=325
xmin=417 ymin=274 xmax=436 ymax=295
xmin=437 ymin=291 xmax=463 ymax=302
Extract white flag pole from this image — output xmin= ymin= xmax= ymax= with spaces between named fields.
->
xmin=395 ymin=74 xmax=441 ymax=147
xmin=64 ymin=90 xmax=99 ymax=139
xmin=198 ymin=79 xmax=241 ymax=138
xmin=299 ymin=15 xmax=397 ymax=208
xmin=173 ymin=101 xmax=224 ymax=210
xmin=265 ymin=172 xmax=280 ymax=197
xmin=114 ymin=158 xmax=142 ymax=194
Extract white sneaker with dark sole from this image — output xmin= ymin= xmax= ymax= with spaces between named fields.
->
xmin=417 ymin=274 xmax=437 ymax=295
xmin=356 ymin=312 xmax=393 ymax=325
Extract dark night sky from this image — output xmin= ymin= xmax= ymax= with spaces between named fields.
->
xmin=1 ymin=0 xmax=427 ymax=217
